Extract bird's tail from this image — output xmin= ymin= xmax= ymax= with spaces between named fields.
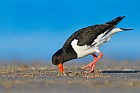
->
xmin=119 ymin=28 xmax=133 ymax=31
xmin=111 ymin=28 xmax=133 ymax=35
xmin=106 ymin=16 xmax=133 ymax=33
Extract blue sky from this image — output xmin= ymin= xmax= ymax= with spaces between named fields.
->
xmin=0 ymin=0 xmax=140 ymax=61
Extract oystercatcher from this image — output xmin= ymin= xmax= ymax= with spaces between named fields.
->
xmin=52 ymin=16 xmax=133 ymax=73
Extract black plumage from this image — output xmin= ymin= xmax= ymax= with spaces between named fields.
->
xmin=63 ymin=16 xmax=125 ymax=47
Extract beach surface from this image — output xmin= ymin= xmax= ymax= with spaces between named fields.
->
xmin=0 ymin=61 xmax=140 ymax=93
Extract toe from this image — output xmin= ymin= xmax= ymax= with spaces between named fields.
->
xmin=82 ymin=66 xmax=89 ymax=69
xmin=89 ymin=65 xmax=95 ymax=73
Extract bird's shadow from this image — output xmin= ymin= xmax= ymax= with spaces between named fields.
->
xmin=101 ymin=70 xmax=140 ymax=73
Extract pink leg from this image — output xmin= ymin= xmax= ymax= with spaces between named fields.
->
xmin=82 ymin=53 xmax=97 ymax=70
xmin=82 ymin=52 xmax=103 ymax=73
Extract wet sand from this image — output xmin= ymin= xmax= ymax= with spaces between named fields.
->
xmin=0 ymin=61 xmax=140 ymax=93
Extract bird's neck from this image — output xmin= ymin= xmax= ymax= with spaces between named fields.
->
xmin=61 ymin=47 xmax=77 ymax=63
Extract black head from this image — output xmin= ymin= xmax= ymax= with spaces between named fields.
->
xmin=52 ymin=49 xmax=64 ymax=65
xmin=52 ymin=49 xmax=64 ymax=72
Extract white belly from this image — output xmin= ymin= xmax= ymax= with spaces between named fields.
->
xmin=71 ymin=39 xmax=98 ymax=58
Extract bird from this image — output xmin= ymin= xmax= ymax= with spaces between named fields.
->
xmin=52 ymin=16 xmax=133 ymax=73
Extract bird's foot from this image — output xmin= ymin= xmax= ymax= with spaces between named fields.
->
xmin=82 ymin=62 xmax=96 ymax=73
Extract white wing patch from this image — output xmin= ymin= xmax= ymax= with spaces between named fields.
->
xmin=93 ymin=28 xmax=121 ymax=47
xmin=71 ymin=39 xmax=98 ymax=58
xmin=92 ymin=33 xmax=104 ymax=45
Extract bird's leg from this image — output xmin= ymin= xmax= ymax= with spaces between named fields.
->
xmin=89 ymin=52 xmax=103 ymax=73
xmin=82 ymin=53 xmax=97 ymax=70
xmin=82 ymin=52 xmax=103 ymax=73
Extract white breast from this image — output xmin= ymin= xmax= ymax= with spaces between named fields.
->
xmin=71 ymin=39 xmax=98 ymax=58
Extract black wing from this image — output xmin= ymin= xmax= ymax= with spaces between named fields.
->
xmin=63 ymin=16 xmax=125 ymax=47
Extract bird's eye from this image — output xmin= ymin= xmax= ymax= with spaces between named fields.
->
xmin=56 ymin=59 xmax=59 ymax=61
xmin=57 ymin=56 xmax=60 ymax=60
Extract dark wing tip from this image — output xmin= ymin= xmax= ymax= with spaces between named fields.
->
xmin=122 ymin=16 xmax=126 ymax=18
xmin=117 ymin=16 xmax=125 ymax=19
xmin=118 ymin=16 xmax=125 ymax=20
xmin=119 ymin=16 xmax=125 ymax=18
xmin=114 ymin=16 xmax=126 ymax=22
xmin=105 ymin=16 xmax=126 ymax=25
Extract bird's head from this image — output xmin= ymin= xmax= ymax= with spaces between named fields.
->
xmin=52 ymin=49 xmax=64 ymax=73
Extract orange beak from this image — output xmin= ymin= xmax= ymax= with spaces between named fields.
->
xmin=57 ymin=63 xmax=64 ymax=73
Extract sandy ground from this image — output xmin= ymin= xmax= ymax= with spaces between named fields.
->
xmin=0 ymin=61 xmax=140 ymax=93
